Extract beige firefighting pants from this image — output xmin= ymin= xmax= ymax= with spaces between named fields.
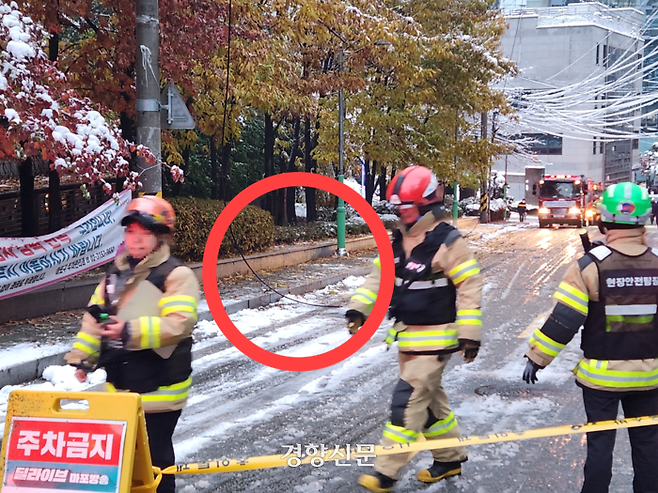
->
xmin=375 ymin=353 xmax=467 ymax=480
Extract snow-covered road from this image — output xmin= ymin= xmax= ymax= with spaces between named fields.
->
xmin=4 ymin=223 xmax=654 ymax=492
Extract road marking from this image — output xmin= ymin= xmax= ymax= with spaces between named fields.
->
xmin=501 ymin=262 xmax=526 ymax=300
xmin=519 ymin=310 xmax=551 ymax=339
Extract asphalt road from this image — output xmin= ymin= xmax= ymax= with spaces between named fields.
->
xmin=168 ymin=222 xmax=658 ymax=493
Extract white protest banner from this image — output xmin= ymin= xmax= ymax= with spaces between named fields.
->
xmin=0 ymin=189 xmax=132 ymax=301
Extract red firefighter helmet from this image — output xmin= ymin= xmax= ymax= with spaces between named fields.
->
xmin=121 ymin=196 xmax=176 ymax=234
xmin=387 ymin=166 xmax=443 ymax=206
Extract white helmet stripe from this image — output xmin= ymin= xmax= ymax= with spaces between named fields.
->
xmin=423 ymin=174 xmax=438 ymax=198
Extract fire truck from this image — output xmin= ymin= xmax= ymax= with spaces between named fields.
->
xmin=584 ymin=179 xmax=604 ymax=226
xmin=534 ymin=174 xmax=586 ymax=228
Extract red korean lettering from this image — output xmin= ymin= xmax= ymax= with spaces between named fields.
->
xmin=43 ymin=238 xmax=61 ymax=249
xmin=26 ymin=242 xmax=47 ymax=254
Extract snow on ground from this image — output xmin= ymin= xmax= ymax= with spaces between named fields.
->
xmin=480 ymin=224 xmax=527 ymax=241
xmin=0 ymin=275 xmax=370 ymax=431
xmin=0 ymin=342 xmax=69 ymax=370
xmin=0 ymin=243 xmax=582 ymax=475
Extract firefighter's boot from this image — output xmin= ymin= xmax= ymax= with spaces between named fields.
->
xmin=417 ymin=460 xmax=462 ymax=483
xmin=358 ymin=471 xmax=397 ymax=492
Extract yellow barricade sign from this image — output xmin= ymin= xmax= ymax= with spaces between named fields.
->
xmin=162 ymin=414 xmax=658 ymax=476
xmin=0 ymin=390 xmax=157 ymax=493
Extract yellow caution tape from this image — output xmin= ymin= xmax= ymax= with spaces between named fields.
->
xmin=161 ymin=414 xmax=658 ymax=475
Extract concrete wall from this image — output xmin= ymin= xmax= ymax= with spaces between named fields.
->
xmin=0 ymin=235 xmax=383 ymax=324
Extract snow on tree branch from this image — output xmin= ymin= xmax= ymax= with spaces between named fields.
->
xmin=0 ymin=1 xmax=181 ymax=193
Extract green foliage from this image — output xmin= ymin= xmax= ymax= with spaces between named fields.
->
xmin=274 ymin=222 xmax=338 ymax=244
xmin=314 ymin=0 xmax=514 ymax=187
xmin=163 ymin=132 xmax=212 ymax=199
xmin=29 ymin=0 xmax=515 ymax=206
xmin=230 ymin=113 xmax=266 ymax=195
xmin=169 ymin=197 xmax=274 ymax=262
xmin=274 ymin=211 xmax=395 ymax=244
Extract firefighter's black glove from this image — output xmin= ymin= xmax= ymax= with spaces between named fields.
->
xmin=346 ymin=310 xmax=365 ymax=335
xmin=71 ymin=361 xmax=94 ymax=374
xmin=87 ymin=304 xmax=109 ymax=324
xmin=458 ymin=339 xmax=480 ymax=363
xmin=522 ymin=358 xmax=545 ymax=384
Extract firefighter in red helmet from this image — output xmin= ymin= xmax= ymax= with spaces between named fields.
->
xmin=65 ymin=196 xmax=199 ymax=493
xmin=346 ymin=166 xmax=483 ymax=492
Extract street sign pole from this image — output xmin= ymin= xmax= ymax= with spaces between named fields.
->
xmin=337 ymin=51 xmax=347 ymax=256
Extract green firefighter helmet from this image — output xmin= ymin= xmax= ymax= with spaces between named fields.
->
xmin=599 ymin=182 xmax=651 ymax=225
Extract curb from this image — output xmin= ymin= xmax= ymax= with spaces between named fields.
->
xmin=0 ymin=267 xmax=371 ymax=388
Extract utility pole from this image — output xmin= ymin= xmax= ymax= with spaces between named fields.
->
xmin=336 ymin=50 xmax=347 ymax=256
xmin=135 ymin=0 xmax=161 ymax=196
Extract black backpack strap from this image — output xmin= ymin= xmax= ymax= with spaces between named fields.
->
xmin=145 ymin=257 xmax=183 ymax=292
xmin=444 ymin=228 xmax=462 ymax=247
xmin=577 ymin=254 xmax=595 ymax=272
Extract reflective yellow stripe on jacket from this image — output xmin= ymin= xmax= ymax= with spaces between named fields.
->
xmin=350 ymin=288 xmax=377 ymax=308
xmin=137 ymin=316 xmax=162 ymax=349
xmin=554 ymin=282 xmax=588 ymax=314
xmin=383 ymin=421 xmax=419 ymax=444
xmin=397 ymin=329 xmax=458 ymax=350
xmin=107 ymin=376 xmax=192 ymax=402
xmin=159 ymin=295 xmax=198 ymax=319
xmin=141 ymin=376 xmax=193 ymax=403
xmin=423 ymin=412 xmax=458 ymax=437
xmin=89 ymin=285 xmax=105 ymax=306
xmin=529 ymin=329 xmax=565 ymax=358
xmin=448 ymin=259 xmax=480 ymax=284
xmin=384 ymin=327 xmax=398 ymax=345
xmin=73 ymin=332 xmax=100 ymax=356
xmin=456 ymin=309 xmax=482 ymax=326
xmin=575 ymin=359 xmax=658 ymax=389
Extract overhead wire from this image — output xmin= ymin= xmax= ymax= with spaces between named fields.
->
xmin=497 ymin=5 xmax=658 ymax=143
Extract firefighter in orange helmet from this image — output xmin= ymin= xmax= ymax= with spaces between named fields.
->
xmin=346 ymin=166 xmax=483 ymax=492
xmin=65 ymin=196 xmax=199 ymax=493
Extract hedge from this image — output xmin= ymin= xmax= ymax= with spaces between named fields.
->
xmin=274 ymin=214 xmax=396 ymax=245
xmin=169 ymin=197 xmax=274 ymax=262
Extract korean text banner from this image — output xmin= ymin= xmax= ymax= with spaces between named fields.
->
xmin=0 ymin=189 xmax=131 ymax=301
xmin=2 ymin=417 xmax=126 ymax=493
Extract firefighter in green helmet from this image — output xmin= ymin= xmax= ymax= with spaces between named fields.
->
xmin=522 ymin=183 xmax=658 ymax=492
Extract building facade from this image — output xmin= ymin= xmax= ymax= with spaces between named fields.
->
xmin=494 ymin=2 xmax=644 ymax=186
